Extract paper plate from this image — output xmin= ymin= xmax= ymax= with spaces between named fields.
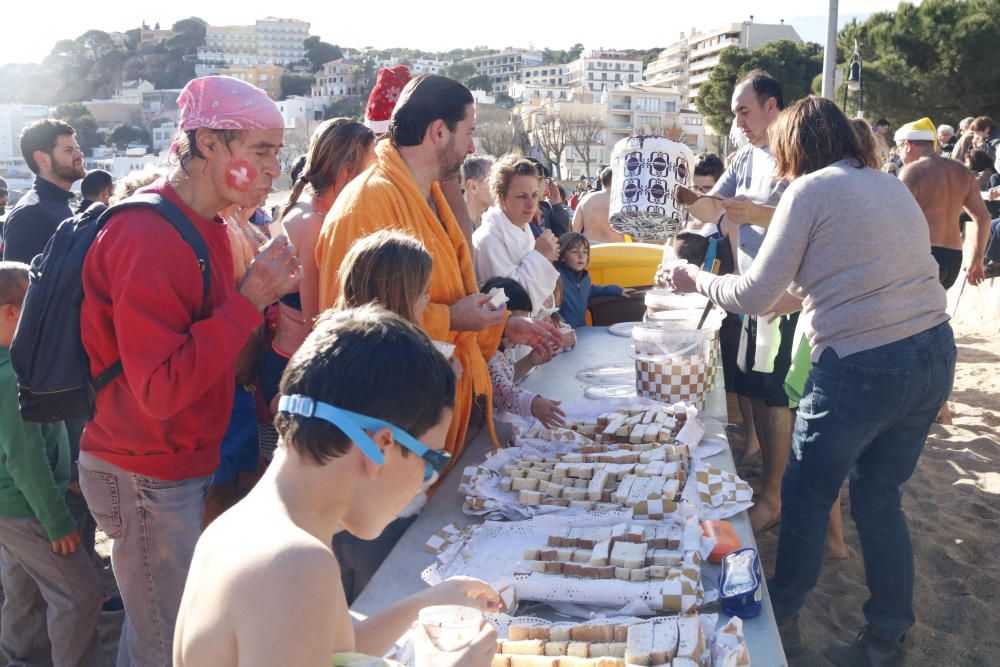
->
xmin=584 ymin=384 xmax=638 ymax=399
xmin=575 ymin=364 xmax=635 ymax=384
xmin=608 ymin=321 xmax=641 ymax=337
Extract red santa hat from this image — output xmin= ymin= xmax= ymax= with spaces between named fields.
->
xmin=365 ymin=65 xmax=412 ymax=135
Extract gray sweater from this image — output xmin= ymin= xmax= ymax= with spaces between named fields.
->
xmin=696 ymin=160 xmax=949 ymax=361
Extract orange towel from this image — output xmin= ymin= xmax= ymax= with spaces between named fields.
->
xmin=316 ymin=142 xmax=505 ymax=462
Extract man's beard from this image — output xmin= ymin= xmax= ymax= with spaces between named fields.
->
xmin=53 ymin=159 xmax=86 ymax=183
xmin=438 ymin=137 xmax=463 ymax=182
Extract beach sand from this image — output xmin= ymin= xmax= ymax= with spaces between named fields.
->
xmin=2 ymin=265 xmax=996 ymax=667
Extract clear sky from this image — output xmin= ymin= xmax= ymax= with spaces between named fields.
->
xmin=4 ymin=0 xmax=910 ymax=67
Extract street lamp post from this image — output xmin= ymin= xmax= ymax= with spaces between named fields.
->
xmin=843 ymin=40 xmax=863 ymax=118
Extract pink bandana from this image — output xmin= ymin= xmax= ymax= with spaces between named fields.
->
xmin=177 ymin=76 xmax=284 ymax=132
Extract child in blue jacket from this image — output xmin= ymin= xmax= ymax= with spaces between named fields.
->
xmin=554 ymin=233 xmax=632 ymax=328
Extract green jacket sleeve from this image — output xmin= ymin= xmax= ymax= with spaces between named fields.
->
xmin=0 ymin=384 xmax=75 ymax=541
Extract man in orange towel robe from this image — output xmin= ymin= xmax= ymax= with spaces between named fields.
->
xmin=316 ymin=74 xmax=561 ymax=463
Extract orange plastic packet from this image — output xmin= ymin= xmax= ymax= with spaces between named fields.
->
xmin=701 ymin=520 xmax=741 ymax=563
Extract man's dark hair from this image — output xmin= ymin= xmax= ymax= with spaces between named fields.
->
xmin=172 ymin=128 xmax=245 ymax=173
xmin=461 ymin=154 xmax=494 ymax=182
xmin=600 ymin=167 xmax=613 ymax=188
xmin=80 ymin=170 xmax=113 ymax=199
xmin=19 ymin=119 xmax=76 ymax=175
xmin=524 ymin=157 xmax=550 ymax=179
xmin=480 ymin=276 xmax=532 ymax=313
xmin=693 ymin=153 xmax=725 ymax=181
xmin=737 ymin=70 xmax=785 ymax=110
xmin=875 ymin=118 xmax=890 ymax=129
xmin=275 ymin=305 xmax=456 ymax=465
xmin=966 ymin=149 xmax=996 ymax=173
xmin=289 ymin=154 xmax=307 ymax=183
xmin=390 ymin=74 xmax=474 ymax=148
xmin=672 ymin=232 xmax=711 ymax=267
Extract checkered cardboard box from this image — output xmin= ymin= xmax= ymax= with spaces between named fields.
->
xmin=634 ymin=356 xmax=709 ymax=408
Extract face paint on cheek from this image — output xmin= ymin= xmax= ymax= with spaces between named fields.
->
xmin=225 ymin=159 xmax=257 ymax=192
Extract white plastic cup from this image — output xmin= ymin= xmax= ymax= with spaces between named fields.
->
xmin=417 ymin=605 xmax=483 ymax=655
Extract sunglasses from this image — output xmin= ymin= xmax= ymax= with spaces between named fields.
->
xmin=278 ymin=395 xmax=450 ymax=483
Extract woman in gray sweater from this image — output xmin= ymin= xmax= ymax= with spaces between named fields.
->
xmin=666 ymin=97 xmax=956 ymax=665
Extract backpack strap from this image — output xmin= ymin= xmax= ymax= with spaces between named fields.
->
xmin=92 ymin=193 xmax=214 ymax=390
xmin=99 ymin=194 xmax=212 ymax=305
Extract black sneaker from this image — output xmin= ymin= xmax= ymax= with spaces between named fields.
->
xmin=825 ymin=625 xmax=907 ymax=667
xmin=984 ymin=261 xmax=1000 ymax=280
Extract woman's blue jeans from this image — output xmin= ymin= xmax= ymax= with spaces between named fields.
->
xmin=768 ymin=322 xmax=956 ymax=641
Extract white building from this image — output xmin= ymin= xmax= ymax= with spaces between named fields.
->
xmin=311 ymin=59 xmax=367 ymax=100
xmin=151 ymin=121 xmax=178 ymax=153
xmin=277 ymin=96 xmax=325 ymax=129
xmin=375 ymin=56 xmax=450 ymax=75
xmin=0 ymin=104 xmax=50 ymax=159
xmin=461 ymin=48 xmax=543 ymax=96
xmin=643 ymin=36 xmax=689 ymax=97
xmin=113 ymin=79 xmax=156 ymax=105
xmin=565 ymin=49 xmax=643 ymax=96
xmin=509 ymin=82 xmax=574 ymax=103
xmin=203 ymin=17 xmax=310 ymax=68
xmin=605 ymin=84 xmax=686 ymax=149
xmin=679 ymin=109 xmax=706 ymax=152
xmin=523 ymin=64 xmax=568 ymax=87
xmin=206 ymin=25 xmax=257 ymax=56
xmin=255 ymin=17 xmax=310 ymax=66
xmin=645 ymin=20 xmax=801 ymax=109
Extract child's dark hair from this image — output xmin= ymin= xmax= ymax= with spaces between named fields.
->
xmin=672 ymin=232 xmax=710 ymax=267
xmin=0 ymin=262 xmax=30 ymax=306
xmin=480 ymin=277 xmax=532 ymax=313
xmin=275 ymin=305 xmax=456 ymax=465
xmin=557 ymin=232 xmax=590 ymax=266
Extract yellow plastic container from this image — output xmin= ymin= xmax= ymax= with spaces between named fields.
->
xmin=587 ymin=242 xmax=663 ymax=288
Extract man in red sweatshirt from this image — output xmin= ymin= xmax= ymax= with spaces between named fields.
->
xmin=78 ymin=76 xmax=300 ymax=667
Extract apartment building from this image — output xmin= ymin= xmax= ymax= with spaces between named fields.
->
xmin=311 ymin=59 xmax=367 ymax=100
xmin=565 ymin=49 xmax=643 ymax=95
xmin=222 ymin=65 xmax=285 ymax=100
xmin=202 ymin=17 xmax=310 ymax=69
xmin=645 ymin=20 xmax=801 ymax=109
xmin=605 ymin=84 xmax=691 ymax=150
xmin=461 ymin=48 xmax=543 ymax=95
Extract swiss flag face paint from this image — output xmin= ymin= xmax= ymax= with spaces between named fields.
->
xmin=225 ymin=159 xmax=257 ymax=192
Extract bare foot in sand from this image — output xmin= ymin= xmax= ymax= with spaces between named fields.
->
xmin=749 ymin=497 xmax=781 ymax=532
xmin=825 ymin=542 xmax=850 ymax=560
xmin=937 ymin=402 xmax=954 ymax=425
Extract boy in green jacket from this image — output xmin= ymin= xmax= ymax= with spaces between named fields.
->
xmin=0 ymin=261 xmax=101 ymax=666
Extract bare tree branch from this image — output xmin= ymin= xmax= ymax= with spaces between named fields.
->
xmin=565 ymin=115 xmax=606 ymax=180
xmin=530 ymin=112 xmax=571 ymax=179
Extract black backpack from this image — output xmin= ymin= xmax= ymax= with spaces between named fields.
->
xmin=10 ymin=193 xmax=211 ymax=422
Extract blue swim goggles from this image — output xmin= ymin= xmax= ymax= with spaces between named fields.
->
xmin=278 ymin=395 xmax=451 ymax=483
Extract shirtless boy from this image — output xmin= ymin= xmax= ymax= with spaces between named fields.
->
xmin=174 ymin=306 xmax=499 ymax=667
xmin=573 ymin=167 xmax=625 ymax=243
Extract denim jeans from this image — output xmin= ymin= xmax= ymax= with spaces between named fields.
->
xmin=0 ymin=516 xmax=102 ymax=667
xmin=768 ymin=322 xmax=956 ymax=641
xmin=78 ymin=452 xmax=211 ymax=667
xmin=986 ymin=217 xmax=1000 ymax=263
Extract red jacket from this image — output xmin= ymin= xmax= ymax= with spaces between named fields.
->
xmin=80 ymin=181 xmax=263 ymax=480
